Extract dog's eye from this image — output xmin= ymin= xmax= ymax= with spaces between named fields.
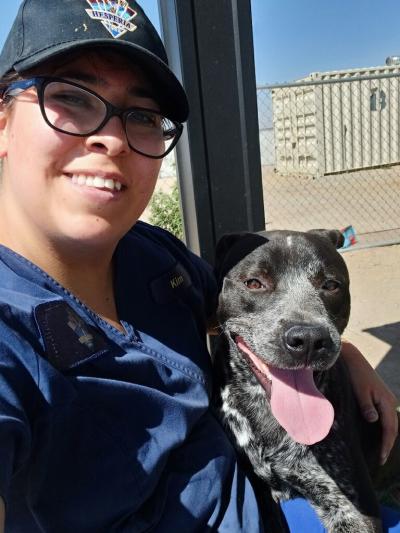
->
xmin=322 ymin=279 xmax=340 ymax=292
xmin=244 ymin=278 xmax=265 ymax=290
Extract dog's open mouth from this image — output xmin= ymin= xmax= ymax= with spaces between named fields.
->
xmin=234 ymin=335 xmax=334 ymax=446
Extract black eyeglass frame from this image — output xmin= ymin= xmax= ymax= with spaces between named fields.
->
xmin=2 ymin=76 xmax=184 ymax=159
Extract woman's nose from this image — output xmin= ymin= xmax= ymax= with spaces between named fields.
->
xmin=85 ymin=116 xmax=131 ymax=156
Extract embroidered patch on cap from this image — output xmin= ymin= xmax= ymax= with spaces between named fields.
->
xmin=35 ymin=301 xmax=120 ymax=371
xmin=85 ymin=0 xmax=138 ymax=39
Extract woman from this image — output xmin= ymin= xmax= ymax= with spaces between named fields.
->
xmin=0 ymin=1 xmax=398 ymax=531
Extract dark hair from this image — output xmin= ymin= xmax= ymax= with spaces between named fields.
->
xmin=0 ymin=70 xmax=23 ymax=88
xmin=0 ymin=70 xmax=25 ymax=107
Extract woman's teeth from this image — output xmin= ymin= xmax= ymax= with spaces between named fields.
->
xmin=70 ymin=174 xmax=122 ymax=191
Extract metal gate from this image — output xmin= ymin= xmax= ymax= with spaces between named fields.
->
xmin=258 ymin=67 xmax=400 ymax=248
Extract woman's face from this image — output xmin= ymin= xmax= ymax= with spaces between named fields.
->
xmin=0 ymin=52 xmax=163 ymax=253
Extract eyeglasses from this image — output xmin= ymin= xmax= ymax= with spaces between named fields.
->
xmin=2 ymin=76 xmax=184 ymax=159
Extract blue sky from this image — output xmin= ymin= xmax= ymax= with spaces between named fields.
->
xmin=2 ymin=1 xmax=400 ymax=84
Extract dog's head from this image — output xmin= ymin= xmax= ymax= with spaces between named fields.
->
xmin=214 ymin=229 xmax=351 ymax=444
xmin=215 ymin=228 xmax=350 ymax=370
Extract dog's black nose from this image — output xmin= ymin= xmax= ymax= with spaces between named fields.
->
xmin=284 ymin=324 xmax=333 ymax=361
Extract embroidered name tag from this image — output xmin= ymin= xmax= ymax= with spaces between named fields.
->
xmin=150 ymin=263 xmax=192 ymax=305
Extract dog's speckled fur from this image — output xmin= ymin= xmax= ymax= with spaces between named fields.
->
xmin=213 ymin=230 xmax=384 ymax=532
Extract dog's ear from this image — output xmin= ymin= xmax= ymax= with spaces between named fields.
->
xmin=307 ymin=229 xmax=345 ymax=249
xmin=214 ymin=232 xmax=268 ymax=289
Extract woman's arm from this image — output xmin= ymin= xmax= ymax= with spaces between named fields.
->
xmin=341 ymin=339 xmax=399 ymax=464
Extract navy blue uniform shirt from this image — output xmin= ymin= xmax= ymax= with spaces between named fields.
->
xmin=0 ymin=222 xmax=270 ymax=532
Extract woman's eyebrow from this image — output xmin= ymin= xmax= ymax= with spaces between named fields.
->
xmin=54 ymin=70 xmax=100 ymax=85
xmin=54 ymin=70 xmax=156 ymax=100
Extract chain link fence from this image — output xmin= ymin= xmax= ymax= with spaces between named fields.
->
xmin=258 ymin=67 xmax=400 ymax=247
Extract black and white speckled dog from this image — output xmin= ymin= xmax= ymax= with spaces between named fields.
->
xmin=213 ymin=229 xmax=398 ymax=533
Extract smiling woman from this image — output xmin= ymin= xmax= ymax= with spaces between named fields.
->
xmin=0 ymin=54 xmax=167 ymax=272
xmin=0 ymin=2 xmax=399 ymax=533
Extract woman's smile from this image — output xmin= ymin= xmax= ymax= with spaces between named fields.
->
xmin=68 ymin=173 xmax=124 ymax=192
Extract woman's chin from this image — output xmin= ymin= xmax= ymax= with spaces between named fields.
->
xmin=50 ymin=220 xmax=132 ymax=252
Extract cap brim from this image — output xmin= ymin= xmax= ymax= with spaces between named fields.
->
xmin=13 ymin=39 xmax=189 ymax=123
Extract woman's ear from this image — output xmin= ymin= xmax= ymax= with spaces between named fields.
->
xmin=0 ymin=106 xmax=9 ymax=158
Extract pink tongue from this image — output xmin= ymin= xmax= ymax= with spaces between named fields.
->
xmin=269 ymin=366 xmax=334 ymax=445
xmin=236 ymin=337 xmax=334 ymax=445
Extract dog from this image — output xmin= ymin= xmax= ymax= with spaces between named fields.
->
xmin=213 ymin=229 xmax=399 ymax=533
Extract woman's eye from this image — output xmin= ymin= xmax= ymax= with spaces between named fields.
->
xmin=51 ymin=92 xmax=92 ymax=108
xmin=322 ymin=279 xmax=340 ymax=292
xmin=129 ymin=110 xmax=159 ymax=128
xmin=244 ymin=278 xmax=265 ymax=290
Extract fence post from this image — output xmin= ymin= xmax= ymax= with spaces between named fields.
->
xmin=158 ymin=0 xmax=265 ymax=263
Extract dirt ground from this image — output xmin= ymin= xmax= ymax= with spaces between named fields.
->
xmin=262 ymin=165 xmax=400 ymax=246
xmin=342 ymin=244 xmax=400 ymax=398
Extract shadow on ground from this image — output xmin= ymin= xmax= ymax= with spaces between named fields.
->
xmin=365 ymin=322 xmax=400 ymax=399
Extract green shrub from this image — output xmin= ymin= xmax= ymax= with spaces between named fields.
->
xmin=149 ymin=182 xmax=184 ymax=240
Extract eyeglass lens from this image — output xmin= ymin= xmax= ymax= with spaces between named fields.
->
xmin=42 ymin=81 xmax=177 ymax=157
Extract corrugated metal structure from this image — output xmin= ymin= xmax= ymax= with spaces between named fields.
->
xmin=272 ymin=65 xmax=400 ymax=177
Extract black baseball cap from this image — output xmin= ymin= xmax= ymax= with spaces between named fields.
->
xmin=0 ymin=0 xmax=189 ymax=122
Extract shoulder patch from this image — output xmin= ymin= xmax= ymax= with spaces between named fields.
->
xmin=34 ymin=301 xmax=116 ymax=371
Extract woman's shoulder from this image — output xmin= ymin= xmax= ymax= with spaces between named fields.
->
xmin=124 ymin=221 xmax=216 ymax=290
xmin=120 ymin=221 xmax=218 ymax=322
xmin=127 ymin=221 xmax=191 ymax=256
